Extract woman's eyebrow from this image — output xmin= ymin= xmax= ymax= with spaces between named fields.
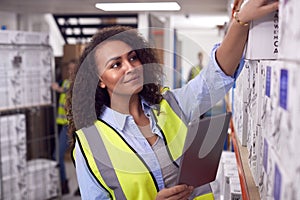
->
xmin=105 ymin=50 xmax=135 ymax=67
xmin=105 ymin=55 xmax=121 ymax=67
xmin=128 ymin=50 xmax=135 ymax=56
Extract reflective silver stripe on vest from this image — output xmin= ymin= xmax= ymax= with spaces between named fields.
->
xmin=191 ymin=183 xmax=213 ymax=199
xmin=162 ymin=90 xmax=187 ymax=126
xmin=81 ymin=125 xmax=126 ymax=199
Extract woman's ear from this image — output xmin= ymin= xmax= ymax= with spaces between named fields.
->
xmin=99 ymin=81 xmax=106 ymax=88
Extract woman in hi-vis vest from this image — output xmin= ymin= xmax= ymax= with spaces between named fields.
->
xmin=65 ymin=0 xmax=278 ymax=199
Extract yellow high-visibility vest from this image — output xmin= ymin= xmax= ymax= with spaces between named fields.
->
xmin=56 ymin=79 xmax=70 ymax=125
xmin=74 ymin=90 xmax=214 ymax=200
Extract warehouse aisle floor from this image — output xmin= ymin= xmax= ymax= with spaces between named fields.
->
xmin=62 ymin=157 xmax=81 ymax=199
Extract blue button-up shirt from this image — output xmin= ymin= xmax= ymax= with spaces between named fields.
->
xmin=74 ymin=44 xmax=243 ymax=199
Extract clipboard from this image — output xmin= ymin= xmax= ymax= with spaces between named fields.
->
xmin=176 ymin=112 xmax=232 ymax=187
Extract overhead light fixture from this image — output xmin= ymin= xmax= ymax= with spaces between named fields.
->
xmin=95 ymin=2 xmax=181 ymax=11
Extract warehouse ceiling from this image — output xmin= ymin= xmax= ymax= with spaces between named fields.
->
xmin=0 ymin=0 xmax=229 ymax=16
xmin=0 ymin=0 xmax=231 ymax=44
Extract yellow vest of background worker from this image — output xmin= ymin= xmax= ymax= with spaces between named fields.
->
xmin=56 ymin=79 xmax=70 ymax=125
xmin=74 ymin=93 xmax=214 ymax=200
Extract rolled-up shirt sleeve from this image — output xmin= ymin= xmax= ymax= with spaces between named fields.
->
xmin=172 ymin=43 xmax=242 ymax=122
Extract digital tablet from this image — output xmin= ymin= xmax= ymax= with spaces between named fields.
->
xmin=176 ymin=112 xmax=232 ymax=187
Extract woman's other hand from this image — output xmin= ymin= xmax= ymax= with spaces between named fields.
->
xmin=156 ymin=184 xmax=194 ymax=200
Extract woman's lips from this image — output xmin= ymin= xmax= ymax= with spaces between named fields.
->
xmin=124 ymin=75 xmax=140 ymax=83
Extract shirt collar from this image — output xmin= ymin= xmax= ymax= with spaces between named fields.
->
xmin=100 ymin=98 xmax=153 ymax=131
xmin=101 ymin=106 xmax=128 ymax=131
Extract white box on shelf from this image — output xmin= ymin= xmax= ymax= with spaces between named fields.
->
xmin=233 ymin=62 xmax=251 ymax=146
xmin=21 ymin=46 xmax=43 ymax=69
xmin=14 ymin=114 xmax=26 ymax=142
xmin=0 ymin=30 xmax=11 ymax=44
xmin=1 ymin=175 xmax=26 ymax=200
xmin=0 ymin=115 xmax=17 ymax=143
xmin=26 ymin=158 xmax=59 ymax=184
xmin=219 ymin=151 xmax=237 ymax=198
xmin=24 ymin=32 xmax=49 ymax=45
xmin=272 ymin=62 xmax=300 ymax=175
xmin=0 ymin=156 xmax=19 ymax=179
xmin=27 ymin=184 xmax=59 ymax=200
xmin=278 ymin=0 xmax=300 ymax=62
xmin=261 ymin=61 xmax=280 ymax=145
xmin=0 ymin=30 xmax=48 ymax=45
xmin=222 ymin=164 xmax=239 ymax=198
xmin=40 ymin=86 xmax=52 ymax=105
xmin=26 ymin=159 xmax=60 ymax=199
xmin=245 ymin=10 xmax=279 ymax=60
xmin=0 ymin=88 xmax=9 ymax=110
xmin=10 ymin=31 xmax=26 ymax=45
xmin=229 ymin=177 xmax=242 ymax=200
xmin=270 ymin=148 xmax=296 ymax=200
xmin=262 ymin=143 xmax=274 ymax=200
xmin=257 ymin=62 xmax=266 ymax=125
xmin=223 ymin=172 xmax=239 ymax=200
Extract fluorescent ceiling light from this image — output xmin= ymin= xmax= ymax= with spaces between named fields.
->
xmin=95 ymin=2 xmax=181 ymax=11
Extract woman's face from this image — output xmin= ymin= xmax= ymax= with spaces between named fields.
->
xmin=95 ymin=40 xmax=144 ymax=98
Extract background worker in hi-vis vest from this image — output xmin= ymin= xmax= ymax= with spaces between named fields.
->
xmin=51 ymin=60 xmax=78 ymax=195
xmin=187 ymin=52 xmax=204 ymax=82
xmin=65 ymin=0 xmax=278 ymax=199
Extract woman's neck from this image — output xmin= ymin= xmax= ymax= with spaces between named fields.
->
xmin=110 ymin=94 xmax=140 ymax=114
xmin=110 ymin=94 xmax=156 ymax=145
xmin=110 ymin=94 xmax=149 ymax=127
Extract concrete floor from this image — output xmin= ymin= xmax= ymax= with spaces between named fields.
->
xmin=61 ymin=157 xmax=81 ymax=200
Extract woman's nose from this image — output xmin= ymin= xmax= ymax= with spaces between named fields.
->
xmin=123 ymin=59 xmax=135 ymax=72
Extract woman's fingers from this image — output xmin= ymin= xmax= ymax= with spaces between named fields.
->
xmin=156 ymin=185 xmax=194 ymax=200
xmin=239 ymin=0 xmax=279 ymax=22
xmin=166 ymin=185 xmax=188 ymax=197
xmin=259 ymin=1 xmax=279 ymax=16
xmin=173 ymin=186 xmax=194 ymax=200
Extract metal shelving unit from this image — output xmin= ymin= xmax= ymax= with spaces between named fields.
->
xmin=0 ymin=30 xmax=61 ymax=200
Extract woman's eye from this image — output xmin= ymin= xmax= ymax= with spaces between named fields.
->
xmin=111 ymin=62 xmax=121 ymax=68
xmin=129 ymin=55 xmax=138 ymax=62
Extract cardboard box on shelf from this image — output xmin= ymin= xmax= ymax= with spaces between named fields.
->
xmin=62 ymin=44 xmax=86 ymax=62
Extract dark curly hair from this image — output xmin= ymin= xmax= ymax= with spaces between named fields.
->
xmin=66 ymin=26 xmax=164 ymax=144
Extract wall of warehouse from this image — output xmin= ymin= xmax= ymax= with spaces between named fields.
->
xmin=177 ymin=28 xmax=223 ymax=83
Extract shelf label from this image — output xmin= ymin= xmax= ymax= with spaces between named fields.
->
xmin=266 ymin=66 xmax=271 ymax=97
xmin=263 ymin=138 xmax=268 ymax=172
xmin=279 ymin=69 xmax=288 ymax=110
xmin=273 ymin=164 xmax=282 ymax=200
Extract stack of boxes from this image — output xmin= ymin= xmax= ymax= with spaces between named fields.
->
xmin=0 ymin=30 xmax=52 ymax=110
xmin=0 ymin=114 xmax=60 ymax=199
xmin=216 ymin=151 xmax=242 ymax=200
xmin=26 ymin=159 xmax=60 ymax=199
xmin=232 ymin=63 xmax=251 ymax=146
xmin=0 ymin=114 xmax=27 ymax=199
xmin=0 ymin=30 xmax=60 ymax=199
xmin=232 ymin=1 xmax=300 ymax=199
